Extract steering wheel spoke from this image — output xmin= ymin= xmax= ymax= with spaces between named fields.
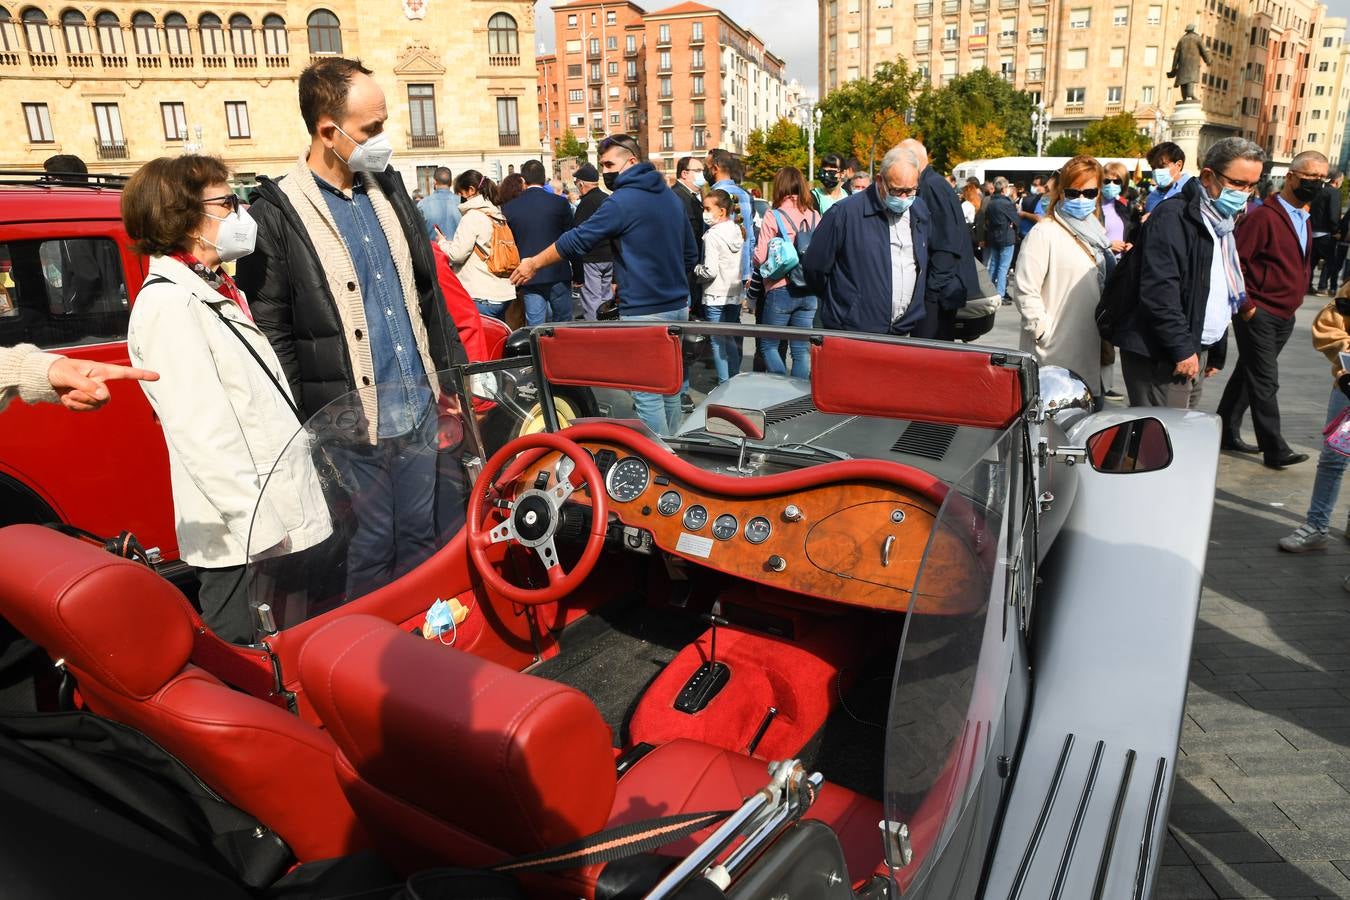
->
xmin=536 ymin=538 xmax=565 ymax=583
xmin=487 ymin=519 xmax=515 ymax=545
xmin=550 ymin=477 xmax=576 ymax=504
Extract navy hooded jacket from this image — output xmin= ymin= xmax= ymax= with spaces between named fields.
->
xmin=802 ymin=184 xmax=930 ymax=335
xmin=554 ymin=162 xmax=698 ymax=316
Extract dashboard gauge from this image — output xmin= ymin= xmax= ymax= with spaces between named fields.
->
xmin=657 ymin=490 xmax=683 ymax=517
xmin=683 ymin=504 xmax=709 ymax=531
xmin=712 ymin=514 xmax=739 ymax=541
xmin=744 ymin=516 xmax=772 ymax=544
xmin=604 ymin=456 xmax=649 ymax=502
xmin=554 ymin=454 xmax=575 ymax=482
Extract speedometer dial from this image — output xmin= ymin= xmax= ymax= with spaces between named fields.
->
xmin=712 ymin=514 xmax=739 ymax=541
xmin=604 ymin=456 xmax=649 ymax=502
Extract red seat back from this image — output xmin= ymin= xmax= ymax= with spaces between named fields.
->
xmin=0 ymin=525 xmax=366 ymax=861
xmin=299 ymin=615 xmax=618 ymax=873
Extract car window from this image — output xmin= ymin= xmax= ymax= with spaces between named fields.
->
xmin=0 ymin=238 xmax=129 ymax=350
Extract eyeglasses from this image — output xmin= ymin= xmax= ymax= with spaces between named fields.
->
xmin=597 ymin=133 xmax=640 ymax=158
xmin=1213 ymin=170 xmax=1259 ymax=192
xmin=202 ymin=194 xmax=241 ymax=213
xmin=1062 ymin=187 xmax=1099 ymax=200
xmin=888 ymin=186 xmax=918 ymax=198
xmin=1103 ymin=177 xmax=1125 ymax=186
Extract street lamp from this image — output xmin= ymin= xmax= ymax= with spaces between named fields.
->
xmin=1031 ymin=102 xmax=1049 ymax=157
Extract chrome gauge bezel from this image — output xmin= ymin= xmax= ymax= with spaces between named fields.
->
xmin=657 ymin=490 xmax=683 ymax=516
xmin=744 ymin=515 xmax=772 ymax=544
xmin=604 ymin=456 xmax=650 ymax=502
xmin=683 ymin=504 xmax=709 ymax=531
xmin=712 ymin=513 xmax=739 ymax=541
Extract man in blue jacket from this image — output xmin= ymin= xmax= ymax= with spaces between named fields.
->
xmin=803 ymin=144 xmax=930 ymax=336
xmin=511 ymin=134 xmax=697 ymax=435
xmin=901 ymin=139 xmax=980 ymax=340
xmin=503 ymin=159 xmax=574 ymax=325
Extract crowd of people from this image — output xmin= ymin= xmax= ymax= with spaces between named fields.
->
xmin=9 ymin=53 xmax=1350 ymax=636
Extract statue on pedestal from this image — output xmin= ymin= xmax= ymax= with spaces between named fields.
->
xmin=1167 ymin=23 xmax=1212 ymax=103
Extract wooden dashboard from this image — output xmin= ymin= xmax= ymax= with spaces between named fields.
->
xmin=522 ymin=436 xmax=987 ymax=616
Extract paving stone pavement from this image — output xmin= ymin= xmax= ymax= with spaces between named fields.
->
xmin=986 ymin=292 xmax=1350 ymax=899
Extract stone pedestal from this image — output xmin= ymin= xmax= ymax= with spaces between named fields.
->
xmin=1169 ymin=101 xmax=1206 ymax=174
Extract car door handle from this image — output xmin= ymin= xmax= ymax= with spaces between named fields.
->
xmin=882 ymin=534 xmax=895 ymax=567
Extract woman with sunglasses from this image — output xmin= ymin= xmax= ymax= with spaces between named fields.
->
xmin=123 ymin=155 xmax=330 ymax=643
xmin=1101 ymin=162 xmax=1138 ymax=258
xmin=1013 ymin=155 xmax=1115 ymax=409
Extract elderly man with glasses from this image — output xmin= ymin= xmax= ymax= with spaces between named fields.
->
xmin=1216 ymin=149 xmax=1329 ymax=469
xmin=1115 ymin=138 xmax=1265 ymax=410
xmin=802 ymin=144 xmax=931 ymax=337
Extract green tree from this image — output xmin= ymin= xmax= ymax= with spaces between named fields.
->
xmin=1045 ymin=134 xmax=1086 ymax=156
xmin=816 ymin=59 xmax=924 ymax=175
xmin=1080 ymin=113 xmax=1152 ymax=157
xmin=912 ymin=69 xmax=1036 ymax=172
xmin=556 ymin=128 xmax=588 ymax=162
xmin=743 ymin=117 xmax=808 ymax=184
xmin=952 ymin=122 xmax=1009 ymax=165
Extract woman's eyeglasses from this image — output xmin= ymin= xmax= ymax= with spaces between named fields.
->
xmin=202 ymin=194 xmax=242 ymax=214
xmin=1103 ymin=178 xmax=1125 ymax=186
xmin=1062 ymin=187 xmax=1099 ymax=200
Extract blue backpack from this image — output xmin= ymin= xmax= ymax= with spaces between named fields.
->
xmin=759 ymin=209 xmax=800 ymax=282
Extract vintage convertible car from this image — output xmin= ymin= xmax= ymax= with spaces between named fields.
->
xmin=0 ymin=322 xmax=1219 ymax=899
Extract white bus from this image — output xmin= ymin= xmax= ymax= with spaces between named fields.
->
xmin=951 ymin=155 xmax=1150 ymax=186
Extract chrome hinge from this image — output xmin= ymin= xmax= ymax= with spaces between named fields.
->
xmin=1038 ymin=436 xmax=1088 ymax=467
xmin=880 ymin=820 xmax=914 ymax=868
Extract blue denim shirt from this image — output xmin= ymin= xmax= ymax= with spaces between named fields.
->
xmin=1277 ymin=194 xmax=1311 ymax=248
xmin=418 ymin=188 xmax=461 ymax=241
xmin=315 ymin=173 xmax=430 ymax=438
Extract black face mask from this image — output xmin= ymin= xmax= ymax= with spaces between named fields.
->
xmin=820 ymin=171 xmax=839 ymax=190
xmin=1293 ymin=176 xmax=1325 ymax=203
xmin=603 ymin=171 xmax=619 ymax=191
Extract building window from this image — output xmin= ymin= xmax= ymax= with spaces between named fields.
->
xmin=199 ymin=14 xmax=225 ymax=57
xmin=164 ymin=13 xmax=190 ymax=57
xmin=607 ymin=36 xmax=617 ymax=50
xmin=589 ymin=62 xmax=600 ymax=80
xmin=1141 ymin=85 xmax=1155 ymax=103
xmin=607 ymin=11 xmax=617 ymax=25
xmin=1143 ymin=45 xmax=1158 ymax=66
xmin=659 ymin=75 xmax=672 ymax=97
xmin=567 ymin=14 xmax=577 ymax=28
xmin=658 ymin=24 xmax=670 ymax=43
xmin=608 ymin=61 xmax=617 ymax=74
xmin=1109 ymin=46 xmax=1124 ymax=67
xmin=692 ymin=21 xmax=703 ymax=41
xmin=161 ymin=102 xmax=187 ymax=140
xmin=1107 ymin=85 xmax=1122 ymax=103
xmin=659 ymin=49 xmax=670 ymax=70
xmin=1319 ymin=61 xmax=1330 ymax=72
xmin=22 ymin=102 xmax=52 ymax=142
xmin=489 ymin=13 xmax=518 ymax=57
xmin=497 ymin=97 xmax=520 ymax=145
xmin=225 ymin=101 xmax=250 ymax=138
xmin=1066 ymin=48 xmax=1086 ymax=69
xmin=661 ymin=131 xmax=673 ymax=151
xmin=626 ymin=60 xmax=636 ymax=78
xmin=877 ymin=26 xmax=892 ymax=45
xmin=93 ymin=102 xmax=125 ymax=156
xmin=626 ymin=35 xmax=636 ymax=53
xmin=1065 ymin=87 xmax=1085 ymax=104
xmin=1146 ymin=5 xmax=1161 ymax=25
xmin=132 ymin=12 xmax=158 ymax=55
xmin=22 ymin=8 xmax=54 ymax=54
xmin=610 ymin=112 xmax=620 ymax=125
xmin=568 ymin=88 xmax=582 ymax=101
xmin=692 ymin=99 xmax=705 ymax=122
xmin=229 ymin=14 xmax=254 ymax=58
xmin=408 ymin=84 xmax=436 ymax=140
xmin=306 ymin=9 xmax=342 ymax=55
xmin=1113 ymin=6 xmax=1127 ymax=25
xmin=692 ymin=48 xmax=703 ymax=67
xmin=61 ymin=10 xmax=90 ymax=55
xmin=95 ymin=11 xmax=123 ymax=57
xmin=692 ymin=74 xmax=704 ymax=95
xmin=262 ymin=14 xmax=287 ymax=57
xmin=1069 ymin=8 xmax=1090 ymax=28
xmin=588 ymin=37 xmax=599 ymax=54
xmin=846 ymin=30 xmax=860 ymax=48
xmin=565 ymin=39 xmax=580 ymax=53
xmin=567 ymin=63 xmax=581 ymax=77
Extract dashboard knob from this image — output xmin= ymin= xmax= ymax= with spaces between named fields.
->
xmin=766 ymin=555 xmax=787 ymax=572
xmin=782 ymin=504 xmax=803 ymax=522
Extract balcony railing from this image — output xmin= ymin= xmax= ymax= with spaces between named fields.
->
xmin=624 ymin=45 xmax=637 ymax=56
xmin=202 ymin=55 xmax=226 ymax=68
xmin=998 ymin=32 xmax=1016 ymax=46
xmin=690 ymin=58 xmax=704 ymax=71
xmin=655 ymin=35 xmax=670 ymax=47
xmin=1105 ymin=98 xmax=1122 ymax=109
xmin=264 ymin=54 xmax=288 ymax=67
xmin=28 ymin=52 xmax=58 ymax=67
xmin=914 ymin=38 xmax=931 ymax=52
xmin=998 ymin=70 xmax=1015 ymax=82
xmin=498 ymin=132 xmax=520 ymax=146
xmin=1064 ymin=100 xmax=1085 ymax=112
xmin=941 ymin=37 xmax=959 ymax=50
xmin=942 ymin=0 xmax=960 ymax=13
xmin=68 ymin=53 xmax=94 ymax=68
xmin=1027 ymin=28 xmax=1046 ymax=43
xmin=408 ymin=129 xmax=442 ymax=148
xmin=915 ymin=2 xmax=933 ymax=16
xmin=489 ymin=54 xmax=520 ymax=67
xmin=101 ymin=54 xmax=126 ymax=68
xmin=690 ymin=32 xmax=704 ymax=44
xmin=1025 ymin=67 xmax=1044 ymax=81
xmin=625 ymin=71 xmax=638 ymax=82
xmin=660 ymin=116 xmax=673 ymax=125
xmin=941 ymin=73 xmax=956 ymax=84
xmin=169 ymin=54 xmax=192 ymax=68
xmin=136 ymin=53 xmax=160 ymax=68
xmin=233 ymin=55 xmax=256 ymax=68
xmin=96 ymin=139 xmax=128 ymax=160
xmin=0 ymin=51 xmax=19 ymax=65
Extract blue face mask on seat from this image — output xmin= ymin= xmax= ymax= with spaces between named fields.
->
xmin=885 ymin=194 xmax=914 ymax=216
xmin=425 ymin=598 xmax=456 ymax=645
xmin=1060 ymin=196 xmax=1097 ymax=219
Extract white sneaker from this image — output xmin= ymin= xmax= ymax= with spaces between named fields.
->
xmin=1279 ymin=524 xmax=1332 ymax=553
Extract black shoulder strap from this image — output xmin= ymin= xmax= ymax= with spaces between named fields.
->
xmin=206 ymin=302 xmax=303 ymax=424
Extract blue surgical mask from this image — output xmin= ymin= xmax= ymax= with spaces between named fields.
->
xmin=1212 ymin=187 xmax=1248 ymax=219
xmin=693 ymin=172 xmax=707 ymax=188
xmin=885 ymin=195 xmax=914 ymax=216
xmin=425 ymin=598 xmax=456 ymax=644
xmin=1101 ymin=183 xmax=1122 ymax=201
xmin=1060 ymin=196 xmax=1097 ymax=219
xmin=1153 ymin=167 xmax=1173 ymax=189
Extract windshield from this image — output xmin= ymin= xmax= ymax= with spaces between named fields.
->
xmin=885 ymin=423 xmax=1028 ymax=896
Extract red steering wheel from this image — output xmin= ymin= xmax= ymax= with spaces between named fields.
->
xmin=466 ymin=432 xmax=609 ymax=605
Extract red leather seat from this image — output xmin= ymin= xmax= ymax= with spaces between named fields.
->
xmin=299 ymin=614 xmax=883 ymax=897
xmin=0 ymin=525 xmax=366 ymax=863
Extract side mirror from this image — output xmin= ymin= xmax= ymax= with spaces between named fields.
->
xmin=1038 ymin=366 xmax=1093 ymax=424
xmin=705 ymin=404 xmax=766 ymax=441
xmin=1086 ymin=417 xmax=1173 ymax=474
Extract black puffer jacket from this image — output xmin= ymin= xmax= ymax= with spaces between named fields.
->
xmin=236 ymin=167 xmax=465 ymax=421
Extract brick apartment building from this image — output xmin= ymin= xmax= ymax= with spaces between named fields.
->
xmin=538 ymin=0 xmax=794 ymax=177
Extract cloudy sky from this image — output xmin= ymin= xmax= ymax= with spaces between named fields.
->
xmin=534 ymin=0 xmax=820 ymax=92
xmin=536 ymin=0 xmax=1350 ymax=97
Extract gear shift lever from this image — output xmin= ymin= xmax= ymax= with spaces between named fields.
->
xmin=674 ymin=601 xmax=732 ymax=714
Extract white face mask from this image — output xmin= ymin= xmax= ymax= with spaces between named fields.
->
xmin=333 ymin=124 xmax=393 ymax=173
xmin=702 ymin=211 xmax=716 ymax=226
xmin=692 ymin=172 xmax=707 ymax=188
xmin=200 ymin=208 xmax=258 ymax=263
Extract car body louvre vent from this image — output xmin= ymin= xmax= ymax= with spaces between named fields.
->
xmin=891 ymin=422 xmax=958 ymax=460
xmin=763 ymin=396 xmax=819 ymax=426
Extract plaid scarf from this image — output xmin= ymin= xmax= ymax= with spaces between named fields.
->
xmin=171 ymin=251 xmax=252 ymax=321
xmin=1198 ymin=197 xmax=1246 ymax=315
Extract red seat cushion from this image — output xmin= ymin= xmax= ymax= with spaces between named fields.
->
xmin=612 ymin=739 xmax=883 ymax=886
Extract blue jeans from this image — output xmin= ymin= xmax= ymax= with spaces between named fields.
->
xmin=1307 ymin=386 xmax=1349 ymax=530
xmin=704 ymin=302 xmax=742 ymax=383
xmin=475 ymin=298 xmax=511 ymax=320
xmin=621 ymin=305 xmax=689 ymax=435
xmin=759 ymin=288 xmax=816 ymax=378
xmin=522 ymin=280 xmax=572 ymax=325
xmin=987 ymin=243 xmax=1014 ymax=298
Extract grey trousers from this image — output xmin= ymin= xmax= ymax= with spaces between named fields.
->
xmin=1120 ymin=349 xmax=1208 ymax=410
xmin=579 ymin=262 xmax=614 ymax=320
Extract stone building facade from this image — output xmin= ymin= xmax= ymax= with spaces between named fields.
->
xmin=0 ymin=0 xmax=542 ymax=194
